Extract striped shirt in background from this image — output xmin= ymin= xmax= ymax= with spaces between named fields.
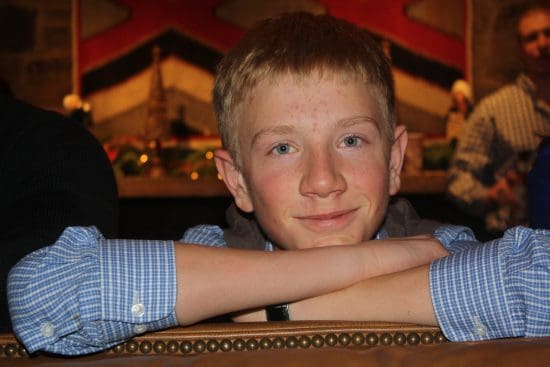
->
xmin=448 ymin=74 xmax=550 ymax=231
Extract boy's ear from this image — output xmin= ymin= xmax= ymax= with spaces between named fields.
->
xmin=214 ymin=149 xmax=254 ymax=213
xmin=388 ymin=125 xmax=408 ymax=196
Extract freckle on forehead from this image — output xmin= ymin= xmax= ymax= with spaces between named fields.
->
xmin=312 ymin=121 xmax=318 ymax=131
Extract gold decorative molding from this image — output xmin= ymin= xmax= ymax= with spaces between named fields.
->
xmin=0 ymin=321 xmax=446 ymax=358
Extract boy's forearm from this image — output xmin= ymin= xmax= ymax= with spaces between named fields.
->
xmin=291 ymin=264 xmax=437 ymax=325
xmin=229 ymin=236 xmax=446 ymax=323
xmin=174 ymin=243 xmax=372 ymax=325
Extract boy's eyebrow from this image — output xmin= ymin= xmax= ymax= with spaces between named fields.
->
xmin=337 ymin=115 xmax=380 ymax=129
xmin=251 ymin=125 xmax=296 ymax=147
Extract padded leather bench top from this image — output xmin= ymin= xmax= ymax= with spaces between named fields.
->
xmin=2 ymin=321 xmax=549 ymax=366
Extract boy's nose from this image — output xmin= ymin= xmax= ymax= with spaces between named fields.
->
xmin=299 ymin=150 xmax=346 ymax=198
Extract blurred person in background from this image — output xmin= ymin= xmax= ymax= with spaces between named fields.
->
xmin=448 ymin=2 xmax=550 ymax=238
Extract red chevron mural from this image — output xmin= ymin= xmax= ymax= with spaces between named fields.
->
xmin=78 ymin=0 xmax=241 ymax=75
xmin=77 ymin=0 xmax=466 ymax=93
xmin=325 ymin=0 xmax=465 ymax=70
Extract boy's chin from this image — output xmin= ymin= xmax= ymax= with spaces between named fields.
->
xmin=272 ymin=229 xmax=375 ymax=250
xmin=301 ymin=233 xmax=365 ymax=249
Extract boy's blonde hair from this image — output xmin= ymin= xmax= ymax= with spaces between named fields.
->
xmin=213 ymin=12 xmax=396 ymax=165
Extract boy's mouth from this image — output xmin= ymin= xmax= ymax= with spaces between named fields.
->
xmin=295 ymin=208 xmax=359 ymax=231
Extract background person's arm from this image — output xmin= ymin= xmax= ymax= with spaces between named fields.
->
xmin=447 ymin=112 xmax=496 ymax=216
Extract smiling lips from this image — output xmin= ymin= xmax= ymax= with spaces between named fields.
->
xmin=295 ymin=208 xmax=359 ymax=231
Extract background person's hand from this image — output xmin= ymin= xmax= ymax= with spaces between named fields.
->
xmin=487 ymin=172 xmax=522 ymax=207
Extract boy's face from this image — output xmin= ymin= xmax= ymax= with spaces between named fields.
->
xmin=216 ymin=73 xmax=407 ymax=250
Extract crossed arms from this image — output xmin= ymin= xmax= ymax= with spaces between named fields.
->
xmin=8 ymin=225 xmax=550 ymax=355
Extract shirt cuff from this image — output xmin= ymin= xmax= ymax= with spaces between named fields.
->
xmin=93 ymin=237 xmax=179 ymax=348
xmin=8 ymin=226 xmax=178 ymax=355
xmin=429 ymin=238 xmax=515 ymax=341
xmin=433 ymin=224 xmax=479 ymax=253
xmin=8 ymin=227 xmax=103 ymax=354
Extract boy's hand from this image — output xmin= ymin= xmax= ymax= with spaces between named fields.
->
xmin=487 ymin=172 xmax=522 ymax=207
xmin=358 ymin=235 xmax=448 ymax=279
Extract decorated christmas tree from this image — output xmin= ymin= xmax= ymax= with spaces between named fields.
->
xmin=144 ymin=45 xmax=169 ymax=141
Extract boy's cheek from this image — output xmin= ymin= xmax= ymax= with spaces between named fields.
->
xmin=246 ymin=157 xmax=390 ymax=249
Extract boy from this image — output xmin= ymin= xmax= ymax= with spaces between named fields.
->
xmin=8 ymin=12 xmax=549 ymax=356
xmin=184 ymin=11 xmax=448 ymax=320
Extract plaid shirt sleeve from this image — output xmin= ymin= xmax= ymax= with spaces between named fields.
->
xmin=7 ymin=226 xmax=178 ymax=355
xmin=447 ymin=111 xmax=494 ymax=216
xmin=430 ymin=226 xmax=550 ymax=341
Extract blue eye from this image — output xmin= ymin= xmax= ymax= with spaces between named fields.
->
xmin=273 ymin=143 xmax=291 ymax=155
xmin=343 ymin=136 xmax=361 ymax=147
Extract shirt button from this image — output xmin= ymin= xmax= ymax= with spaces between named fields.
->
xmin=134 ymin=324 xmax=147 ymax=335
xmin=473 ymin=316 xmax=488 ymax=337
xmin=475 ymin=324 xmax=487 ymax=336
xmin=131 ymin=303 xmax=145 ymax=317
xmin=40 ymin=322 xmax=55 ymax=337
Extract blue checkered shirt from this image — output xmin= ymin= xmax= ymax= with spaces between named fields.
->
xmin=7 ymin=224 xmax=550 ymax=355
xmin=431 ymin=226 xmax=550 ymax=341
